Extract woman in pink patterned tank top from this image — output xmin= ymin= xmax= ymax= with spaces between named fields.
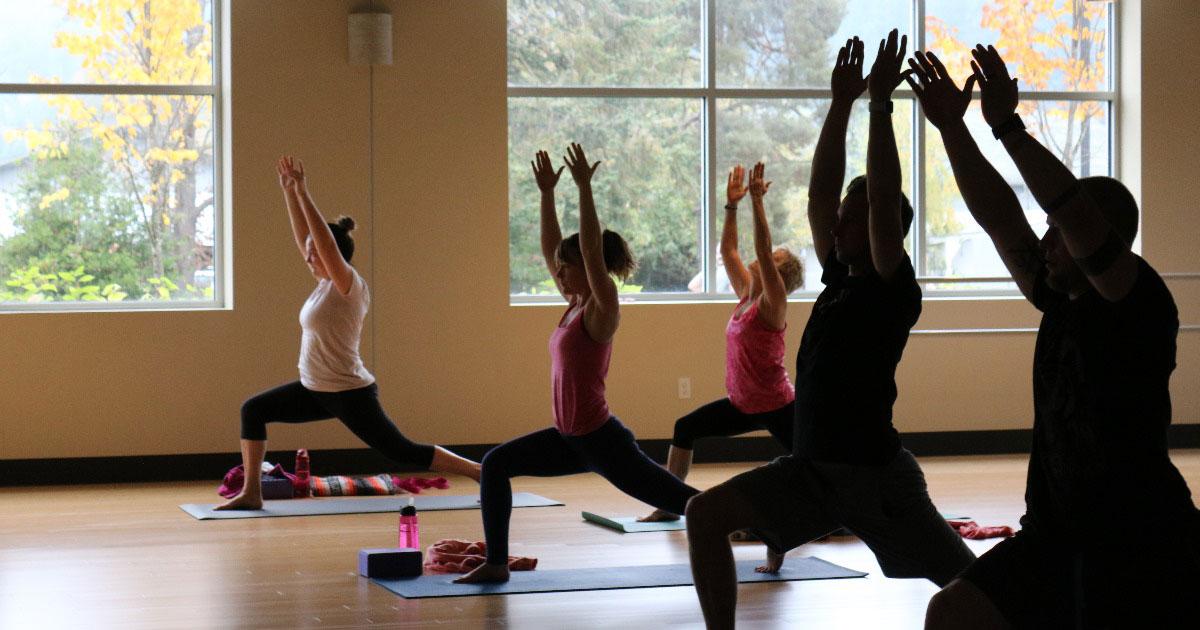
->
xmin=456 ymin=144 xmax=699 ymax=584
xmin=638 ymin=164 xmax=803 ymax=571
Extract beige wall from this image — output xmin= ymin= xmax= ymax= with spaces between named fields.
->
xmin=1 ymin=0 xmax=1195 ymax=459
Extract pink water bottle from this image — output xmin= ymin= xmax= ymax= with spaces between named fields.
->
xmin=294 ymin=449 xmax=311 ymax=497
xmin=398 ymin=497 xmax=420 ymax=549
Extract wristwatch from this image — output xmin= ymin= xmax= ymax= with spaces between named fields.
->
xmin=868 ymin=100 xmax=893 ymax=114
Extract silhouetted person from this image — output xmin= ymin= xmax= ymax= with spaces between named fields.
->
xmin=685 ymin=32 xmax=975 ymax=630
xmin=908 ymin=45 xmax=1200 ymax=629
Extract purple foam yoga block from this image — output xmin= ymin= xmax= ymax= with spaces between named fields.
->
xmin=358 ymin=548 xmax=422 ymax=578
xmin=261 ymin=477 xmax=294 ymax=500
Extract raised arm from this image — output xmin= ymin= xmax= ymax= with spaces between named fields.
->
xmin=533 ymin=150 xmax=567 ymax=291
xmin=720 ymin=165 xmax=752 ymax=299
xmin=865 ymin=29 xmax=911 ymax=280
xmin=973 ymin=45 xmax=1138 ymax=302
xmin=907 ymin=50 xmax=1042 ymax=301
xmin=749 ymin=163 xmax=788 ymax=330
xmin=563 ymin=143 xmax=620 ymax=338
xmin=277 ymin=157 xmax=309 ymax=258
xmin=284 ymin=158 xmax=355 ymax=295
xmin=809 ymin=37 xmax=867 ymax=265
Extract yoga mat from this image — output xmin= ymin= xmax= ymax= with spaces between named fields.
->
xmin=581 ymin=511 xmax=686 ymax=532
xmin=180 ymin=492 xmax=562 ymax=520
xmin=373 ymin=557 xmax=866 ymax=599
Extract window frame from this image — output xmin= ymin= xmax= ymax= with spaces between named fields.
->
xmin=0 ymin=0 xmax=228 ymax=313
xmin=508 ymin=0 xmax=1119 ymax=303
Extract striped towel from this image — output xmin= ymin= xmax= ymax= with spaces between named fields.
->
xmin=310 ymin=474 xmax=395 ymax=496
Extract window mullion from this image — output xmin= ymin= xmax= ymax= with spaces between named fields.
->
xmin=914 ymin=0 xmax=927 ymax=279
xmin=705 ymin=0 xmax=718 ymax=295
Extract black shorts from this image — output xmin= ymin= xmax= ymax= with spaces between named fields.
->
xmin=960 ymin=522 xmax=1200 ymax=629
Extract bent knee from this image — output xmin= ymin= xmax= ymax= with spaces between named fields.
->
xmin=925 ymin=580 xmax=980 ymax=630
xmin=685 ymin=489 xmax=741 ymax=535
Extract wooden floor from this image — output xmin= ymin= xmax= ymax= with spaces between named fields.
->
xmin=1 ymin=451 xmax=1197 ymax=630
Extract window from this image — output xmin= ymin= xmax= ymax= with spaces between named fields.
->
xmin=507 ymin=0 xmax=1113 ymax=300
xmin=0 ymin=0 xmax=223 ymax=309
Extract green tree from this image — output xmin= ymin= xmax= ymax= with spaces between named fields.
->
xmin=0 ymin=128 xmax=149 ymax=294
xmin=507 ymin=0 xmax=850 ymax=294
xmin=5 ymin=0 xmax=214 ymax=303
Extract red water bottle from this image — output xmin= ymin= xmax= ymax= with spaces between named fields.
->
xmin=398 ymin=497 xmax=420 ymax=549
xmin=294 ymin=448 xmax=311 ymax=497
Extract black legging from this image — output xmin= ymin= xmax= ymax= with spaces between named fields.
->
xmin=479 ymin=416 xmax=698 ymax=563
xmin=671 ymin=397 xmax=793 ymax=450
xmin=240 ymin=381 xmax=436 ymax=469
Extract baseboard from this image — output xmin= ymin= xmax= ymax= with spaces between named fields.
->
xmin=1 ymin=425 xmax=1196 ymax=487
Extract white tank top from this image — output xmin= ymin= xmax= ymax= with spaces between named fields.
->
xmin=297 ymin=269 xmax=375 ymax=392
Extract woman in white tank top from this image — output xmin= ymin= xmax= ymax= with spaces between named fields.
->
xmin=216 ymin=157 xmax=479 ymax=510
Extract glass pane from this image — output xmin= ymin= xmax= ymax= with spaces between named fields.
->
xmin=925 ymin=0 xmax=1110 ymax=93
xmin=508 ymin=97 xmax=702 ymax=295
xmin=717 ymin=0 xmax=911 ymax=89
xmin=923 ymin=101 xmax=1110 ymax=278
xmin=0 ymin=94 xmax=216 ymax=304
xmin=715 ymin=98 xmax=914 ymax=293
xmin=0 ymin=0 xmax=214 ymax=86
xmin=508 ymin=0 xmax=702 ymax=88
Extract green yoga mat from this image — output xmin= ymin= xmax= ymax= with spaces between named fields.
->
xmin=581 ymin=511 xmax=686 ymax=532
xmin=582 ymin=511 xmax=970 ymax=535
xmin=180 ymin=493 xmax=562 ymax=520
xmin=373 ymin=557 xmax=866 ymax=599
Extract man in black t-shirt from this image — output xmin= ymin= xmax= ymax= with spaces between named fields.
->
xmin=909 ymin=47 xmax=1199 ymax=628
xmin=685 ymin=32 xmax=975 ymax=630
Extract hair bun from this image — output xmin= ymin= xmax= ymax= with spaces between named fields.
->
xmin=336 ymin=216 xmax=356 ymax=232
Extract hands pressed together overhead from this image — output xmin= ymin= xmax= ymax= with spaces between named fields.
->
xmin=276 ymin=155 xmax=305 ymax=190
xmin=905 ymin=43 xmax=1020 ymax=131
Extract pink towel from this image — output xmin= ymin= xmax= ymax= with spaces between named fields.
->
xmin=393 ymin=475 xmax=450 ymax=494
xmin=947 ymin=520 xmax=1015 ymax=540
xmin=423 ymin=539 xmax=537 ymax=574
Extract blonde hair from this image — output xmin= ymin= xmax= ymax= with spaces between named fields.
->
xmin=775 ymin=247 xmax=804 ymax=293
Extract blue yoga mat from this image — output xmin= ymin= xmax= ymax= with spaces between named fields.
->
xmin=180 ymin=492 xmax=562 ymax=520
xmin=373 ymin=557 xmax=866 ymax=598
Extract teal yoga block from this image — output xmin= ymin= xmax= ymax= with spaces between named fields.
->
xmin=358 ymin=548 xmax=422 ymax=578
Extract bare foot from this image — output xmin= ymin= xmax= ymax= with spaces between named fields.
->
xmin=637 ymin=509 xmax=681 ymax=523
xmin=755 ymin=548 xmax=785 ymax=574
xmin=467 ymin=463 xmax=482 ymax=483
xmin=213 ymin=492 xmax=263 ymax=511
xmin=454 ymin=562 xmax=510 ymax=584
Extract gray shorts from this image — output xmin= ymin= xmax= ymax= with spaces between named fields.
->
xmin=726 ymin=449 xmax=976 ymax=587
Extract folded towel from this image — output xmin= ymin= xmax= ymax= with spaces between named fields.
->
xmin=947 ymin=520 xmax=1015 ymax=540
xmin=423 ymin=539 xmax=537 ymax=573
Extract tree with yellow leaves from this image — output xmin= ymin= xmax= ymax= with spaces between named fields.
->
xmin=928 ymin=0 xmax=1107 ymax=172
xmin=14 ymin=0 xmax=213 ymax=284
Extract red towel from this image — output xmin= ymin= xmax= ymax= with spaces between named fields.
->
xmin=423 ymin=539 xmax=537 ymax=574
xmin=947 ymin=520 xmax=1015 ymax=540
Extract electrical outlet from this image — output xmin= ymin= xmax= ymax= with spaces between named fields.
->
xmin=678 ymin=377 xmax=692 ymax=399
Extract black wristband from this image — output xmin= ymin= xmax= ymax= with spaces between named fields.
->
xmin=991 ymin=113 xmax=1025 ymax=140
xmin=724 ymin=203 xmax=738 ymax=211
xmin=1044 ymin=181 xmax=1081 ymax=214
xmin=868 ymin=100 xmax=893 ymax=114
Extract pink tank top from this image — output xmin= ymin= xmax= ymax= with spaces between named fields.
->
xmin=725 ymin=297 xmax=795 ymax=414
xmin=550 ymin=305 xmax=612 ymax=436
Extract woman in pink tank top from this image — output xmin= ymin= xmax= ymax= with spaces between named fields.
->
xmin=638 ymin=164 xmax=803 ymax=549
xmin=456 ymin=144 xmax=699 ymax=584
